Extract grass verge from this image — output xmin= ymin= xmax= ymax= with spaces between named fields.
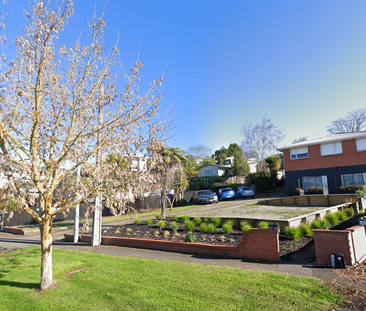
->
xmin=0 ymin=247 xmax=345 ymax=311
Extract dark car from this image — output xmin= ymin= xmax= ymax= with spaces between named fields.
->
xmin=235 ymin=186 xmax=255 ymax=199
xmin=192 ymin=190 xmax=218 ymax=204
xmin=216 ymin=187 xmax=235 ymax=201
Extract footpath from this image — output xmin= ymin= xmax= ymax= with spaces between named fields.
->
xmin=0 ymin=218 xmax=365 ymax=292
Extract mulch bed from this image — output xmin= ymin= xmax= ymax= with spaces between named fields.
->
xmin=100 ymin=219 xmax=316 ymax=264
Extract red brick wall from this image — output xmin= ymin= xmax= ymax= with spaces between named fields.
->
xmin=283 ymin=139 xmax=366 ymax=172
xmin=65 ymin=228 xmax=280 ymax=262
xmin=313 ymin=229 xmax=353 ymax=266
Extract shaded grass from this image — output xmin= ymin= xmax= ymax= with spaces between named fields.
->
xmin=0 ymin=247 xmax=345 ymax=311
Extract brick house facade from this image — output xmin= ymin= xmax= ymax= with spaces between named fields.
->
xmin=278 ymin=132 xmax=366 ymax=195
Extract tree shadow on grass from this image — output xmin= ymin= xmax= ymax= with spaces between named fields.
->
xmin=0 ymin=279 xmax=39 ymax=289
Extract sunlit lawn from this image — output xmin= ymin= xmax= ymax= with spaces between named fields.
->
xmin=0 ymin=247 xmax=346 ymax=311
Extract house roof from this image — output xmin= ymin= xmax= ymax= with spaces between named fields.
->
xmin=196 ymin=164 xmax=232 ymax=171
xmin=277 ymin=131 xmax=366 ymax=151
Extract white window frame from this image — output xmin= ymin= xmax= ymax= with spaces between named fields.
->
xmin=290 ymin=147 xmax=308 ymax=159
xmin=356 ymin=138 xmax=366 ymax=152
xmin=320 ymin=142 xmax=342 ymax=156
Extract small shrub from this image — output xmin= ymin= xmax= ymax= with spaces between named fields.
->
xmin=184 ymin=220 xmax=195 ymax=231
xmin=284 ymin=226 xmax=301 ymax=241
xmin=164 ymin=230 xmax=170 ymax=236
xmin=171 ymin=214 xmax=178 ymax=221
xmin=200 ymin=223 xmax=208 ymax=233
xmin=335 ymin=210 xmax=347 ymax=222
xmin=145 ymin=218 xmax=152 ymax=225
xmin=241 ymin=221 xmax=252 ymax=233
xmin=222 ymin=221 xmax=234 ymax=234
xmin=212 ymin=218 xmax=221 ymax=228
xmin=325 ymin=212 xmax=339 ymax=226
xmin=310 ymin=219 xmax=321 ymax=229
xmin=299 ymin=223 xmax=313 ymax=237
xmin=185 ymin=231 xmax=195 ymax=243
xmin=170 ymin=221 xmax=178 ymax=233
xmin=320 ymin=219 xmax=330 ymax=229
xmin=207 ymin=223 xmax=216 ymax=233
xmin=156 ymin=214 xmax=161 ymax=220
xmin=345 ymin=207 xmax=355 ymax=218
xmin=158 ymin=220 xmax=166 ymax=229
xmin=181 ymin=215 xmax=190 ymax=223
xmin=204 ymin=218 xmax=209 ymax=223
xmin=133 ymin=219 xmax=140 ymax=225
xmin=193 ymin=217 xmax=202 ymax=226
xmin=258 ymin=221 xmax=269 ymax=229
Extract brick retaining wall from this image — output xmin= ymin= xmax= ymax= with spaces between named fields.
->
xmin=314 ymin=226 xmax=366 ymax=266
xmin=65 ymin=228 xmax=280 ymax=262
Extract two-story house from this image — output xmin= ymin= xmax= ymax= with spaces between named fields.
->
xmin=277 ymin=132 xmax=366 ymax=195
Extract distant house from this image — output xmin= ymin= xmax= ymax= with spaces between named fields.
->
xmin=277 ymin=132 xmax=366 ymax=195
xmin=197 ymin=163 xmax=233 ymax=177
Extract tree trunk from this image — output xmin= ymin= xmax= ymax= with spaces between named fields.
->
xmin=40 ymin=215 xmax=53 ymax=291
xmin=161 ymin=197 xmax=166 ymax=220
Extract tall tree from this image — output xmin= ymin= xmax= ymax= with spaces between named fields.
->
xmin=227 ymin=143 xmax=249 ymax=176
xmin=151 ymin=147 xmax=187 ymax=219
xmin=0 ymin=1 xmax=167 ymax=290
xmin=187 ymin=144 xmax=211 ymax=159
xmin=326 ymin=108 xmax=366 ymax=134
xmin=240 ymin=115 xmax=285 ymax=171
xmin=214 ymin=146 xmax=228 ymax=164
xmin=265 ymin=155 xmax=282 ymax=187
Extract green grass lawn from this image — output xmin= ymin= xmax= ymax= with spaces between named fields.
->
xmin=0 ymin=247 xmax=345 ymax=311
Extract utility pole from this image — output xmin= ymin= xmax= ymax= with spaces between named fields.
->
xmin=73 ymin=165 xmax=81 ymax=243
xmin=92 ymin=87 xmax=104 ymax=247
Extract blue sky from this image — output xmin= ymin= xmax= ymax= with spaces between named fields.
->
xmin=4 ymin=1 xmax=366 ymax=155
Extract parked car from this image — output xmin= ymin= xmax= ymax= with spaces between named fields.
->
xmin=235 ymin=186 xmax=255 ymax=199
xmin=216 ymin=187 xmax=235 ymax=201
xmin=192 ymin=190 xmax=218 ymax=204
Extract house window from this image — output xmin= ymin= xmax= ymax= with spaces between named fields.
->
xmin=320 ymin=142 xmax=342 ymax=156
xmin=290 ymin=147 xmax=308 ymax=159
xmin=356 ymin=138 xmax=366 ymax=151
xmin=303 ymin=176 xmax=323 ymax=193
xmin=201 ymin=169 xmax=215 ymax=177
xmin=341 ymin=173 xmax=366 ymax=186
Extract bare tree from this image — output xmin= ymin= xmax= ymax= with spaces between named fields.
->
xmin=0 ymin=1 xmax=168 ymax=290
xmin=187 ymin=144 xmax=211 ymax=159
xmin=326 ymin=108 xmax=366 ymax=134
xmin=240 ymin=115 xmax=285 ymax=171
xmin=292 ymin=136 xmax=308 ymax=144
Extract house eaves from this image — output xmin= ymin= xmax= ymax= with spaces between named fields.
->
xmin=277 ymin=131 xmax=366 ymax=151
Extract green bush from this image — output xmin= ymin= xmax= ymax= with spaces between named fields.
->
xmin=299 ymin=223 xmax=313 ymax=237
xmin=204 ymin=218 xmax=209 ymax=223
xmin=222 ymin=221 xmax=234 ymax=234
xmin=193 ymin=217 xmax=202 ymax=226
xmin=181 ymin=215 xmax=190 ymax=223
xmin=212 ymin=218 xmax=221 ymax=228
xmin=200 ymin=222 xmax=208 ymax=233
xmin=170 ymin=221 xmax=178 ymax=233
xmin=145 ymin=218 xmax=152 ymax=225
xmin=156 ymin=214 xmax=161 ymax=220
xmin=325 ymin=212 xmax=339 ymax=226
xmin=241 ymin=221 xmax=252 ymax=233
xmin=185 ymin=231 xmax=195 ymax=243
xmin=345 ymin=207 xmax=355 ymax=218
xmin=158 ymin=220 xmax=166 ymax=229
xmin=284 ymin=226 xmax=301 ymax=241
xmin=258 ymin=221 xmax=269 ymax=229
xmin=207 ymin=223 xmax=216 ymax=233
xmin=320 ymin=219 xmax=330 ymax=229
xmin=133 ymin=218 xmax=141 ymax=225
xmin=310 ymin=219 xmax=321 ymax=229
xmin=184 ymin=220 xmax=195 ymax=231
xmin=171 ymin=214 xmax=178 ymax=221
xmin=334 ymin=210 xmax=347 ymax=222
